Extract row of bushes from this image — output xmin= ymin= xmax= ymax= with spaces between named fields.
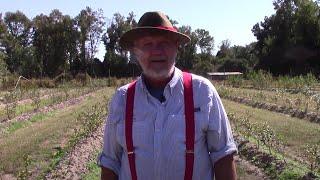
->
xmin=229 ymin=112 xmax=320 ymax=178
xmin=225 ymin=70 xmax=318 ymax=91
xmin=1 ymin=73 xmax=92 ymax=90
xmin=0 ymin=73 xmax=134 ymax=90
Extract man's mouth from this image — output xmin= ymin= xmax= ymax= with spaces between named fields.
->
xmin=149 ymin=57 xmax=166 ymax=63
xmin=151 ymin=60 xmax=165 ymax=63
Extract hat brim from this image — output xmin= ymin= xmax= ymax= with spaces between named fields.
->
xmin=119 ymin=27 xmax=191 ymax=50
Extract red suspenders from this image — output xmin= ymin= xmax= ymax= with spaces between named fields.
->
xmin=126 ymin=80 xmax=138 ymax=180
xmin=182 ymin=72 xmax=195 ymax=180
xmin=125 ymin=72 xmax=195 ymax=180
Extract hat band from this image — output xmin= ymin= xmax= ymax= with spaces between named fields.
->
xmin=155 ymin=26 xmax=177 ymax=32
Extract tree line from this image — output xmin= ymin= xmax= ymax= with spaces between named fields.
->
xmin=1 ymin=0 xmax=320 ymax=79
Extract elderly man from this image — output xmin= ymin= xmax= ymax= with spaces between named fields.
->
xmin=98 ymin=11 xmax=237 ymax=180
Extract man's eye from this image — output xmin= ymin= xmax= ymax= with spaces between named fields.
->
xmin=159 ymin=41 xmax=171 ymax=47
xmin=142 ymin=42 xmax=153 ymax=48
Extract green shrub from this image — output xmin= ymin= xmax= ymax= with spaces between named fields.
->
xmin=246 ymin=70 xmax=273 ymax=89
xmin=74 ymin=73 xmax=91 ymax=86
xmin=1 ymin=74 xmax=19 ymax=90
xmin=226 ymin=75 xmax=244 ymax=87
xmin=54 ymin=73 xmax=73 ymax=85
xmin=3 ymin=91 xmax=18 ymax=120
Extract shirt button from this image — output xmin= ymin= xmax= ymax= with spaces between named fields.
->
xmin=155 ymin=128 xmax=160 ymax=132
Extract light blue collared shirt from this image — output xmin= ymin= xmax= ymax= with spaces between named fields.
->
xmin=98 ymin=68 xmax=237 ymax=180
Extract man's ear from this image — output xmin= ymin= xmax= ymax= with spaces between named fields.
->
xmin=129 ymin=49 xmax=141 ymax=65
xmin=129 ymin=52 xmax=138 ymax=64
xmin=131 ymin=47 xmax=144 ymax=58
xmin=130 ymin=48 xmax=137 ymax=57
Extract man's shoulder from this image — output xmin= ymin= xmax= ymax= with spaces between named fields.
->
xmin=190 ymin=73 xmax=210 ymax=84
xmin=112 ymin=78 xmax=144 ymax=101
xmin=190 ymin=73 xmax=215 ymax=91
xmin=114 ymin=78 xmax=140 ymax=95
xmin=117 ymin=83 xmax=130 ymax=94
xmin=110 ymin=82 xmax=132 ymax=105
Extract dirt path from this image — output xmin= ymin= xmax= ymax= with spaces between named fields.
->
xmin=235 ymin=155 xmax=269 ymax=180
xmin=45 ymin=125 xmax=104 ymax=179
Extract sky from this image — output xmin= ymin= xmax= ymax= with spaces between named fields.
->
xmin=1 ymin=0 xmax=276 ymax=60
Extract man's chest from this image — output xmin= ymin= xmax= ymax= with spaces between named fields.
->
xmin=115 ymin=95 xmax=211 ymax=153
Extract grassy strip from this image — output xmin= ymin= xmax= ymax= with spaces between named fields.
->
xmin=0 ymin=87 xmax=100 ymax=136
xmin=0 ymin=86 xmax=99 ymax=122
xmin=216 ymin=85 xmax=320 ymax=115
xmin=223 ymin=99 xmax=320 ymax=154
xmin=39 ymin=107 xmax=106 ymax=179
xmin=81 ymin=150 xmax=101 ymax=180
xmin=221 ymin=93 xmax=320 ymax=124
xmin=234 ymin=130 xmax=315 ymax=179
xmin=4 ymin=112 xmax=54 ymax=134
xmin=0 ymin=91 xmax=62 ymax=120
xmin=236 ymin=136 xmax=308 ymax=179
xmin=223 ymin=99 xmax=320 ymax=178
xmin=0 ymin=87 xmax=114 ymax=178
xmin=82 ymin=161 xmax=101 ymax=180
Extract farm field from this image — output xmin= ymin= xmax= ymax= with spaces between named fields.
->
xmin=2 ymin=1 xmax=320 ymax=179
xmin=0 ymin=78 xmax=319 ymax=180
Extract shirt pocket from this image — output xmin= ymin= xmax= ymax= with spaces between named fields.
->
xmin=166 ymin=112 xmax=206 ymax=150
xmin=166 ymin=114 xmax=185 ymax=141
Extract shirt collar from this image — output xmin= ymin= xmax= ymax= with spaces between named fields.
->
xmin=137 ymin=67 xmax=183 ymax=96
xmin=167 ymin=67 xmax=182 ymax=95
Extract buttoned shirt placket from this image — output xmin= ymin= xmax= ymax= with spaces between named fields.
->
xmin=140 ymin=82 xmax=165 ymax=180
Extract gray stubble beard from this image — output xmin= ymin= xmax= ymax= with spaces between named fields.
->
xmin=140 ymin=60 xmax=176 ymax=80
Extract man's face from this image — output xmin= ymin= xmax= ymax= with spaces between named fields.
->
xmin=132 ymin=35 xmax=178 ymax=80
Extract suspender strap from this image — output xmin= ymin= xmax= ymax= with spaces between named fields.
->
xmin=125 ymin=72 xmax=195 ymax=180
xmin=125 ymin=80 xmax=138 ymax=180
xmin=182 ymin=72 xmax=195 ymax=180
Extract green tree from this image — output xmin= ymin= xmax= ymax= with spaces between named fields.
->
xmin=76 ymin=7 xmax=105 ymax=75
xmin=2 ymin=11 xmax=34 ymax=76
xmin=294 ymin=0 xmax=320 ymax=48
xmin=33 ymin=10 xmax=78 ymax=77
xmin=0 ymin=13 xmax=8 ymax=77
xmin=191 ymin=29 xmax=215 ymax=75
xmin=229 ymin=44 xmax=258 ymax=71
xmin=216 ymin=39 xmax=232 ymax=59
xmin=176 ymin=25 xmax=197 ymax=70
xmin=195 ymin=28 xmax=214 ymax=54
xmin=193 ymin=58 xmax=213 ymax=76
xmin=103 ymin=12 xmax=138 ymax=77
xmin=0 ymin=52 xmax=8 ymax=77
xmin=0 ymin=13 xmax=7 ymax=49
xmin=252 ymin=0 xmax=320 ymax=75
xmin=4 ymin=11 xmax=32 ymax=47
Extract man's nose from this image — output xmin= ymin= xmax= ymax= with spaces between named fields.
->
xmin=150 ymin=47 xmax=163 ymax=55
